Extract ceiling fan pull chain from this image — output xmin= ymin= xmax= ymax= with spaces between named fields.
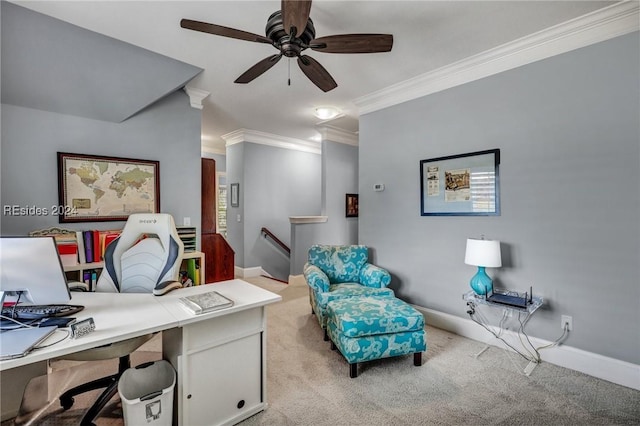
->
xmin=288 ymin=58 xmax=291 ymax=86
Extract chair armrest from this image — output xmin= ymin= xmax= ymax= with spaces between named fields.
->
xmin=359 ymin=263 xmax=391 ymax=288
xmin=304 ymin=263 xmax=330 ymax=293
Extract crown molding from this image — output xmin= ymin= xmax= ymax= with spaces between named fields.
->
xmin=183 ymin=85 xmax=210 ymax=110
xmin=354 ymin=1 xmax=640 ymax=115
xmin=316 ymin=125 xmax=359 ymax=146
xmin=201 ymin=145 xmax=226 ymax=156
xmin=221 ymin=129 xmax=321 ymax=155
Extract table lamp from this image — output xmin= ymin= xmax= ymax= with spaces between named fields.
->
xmin=464 ymin=237 xmax=502 ymax=295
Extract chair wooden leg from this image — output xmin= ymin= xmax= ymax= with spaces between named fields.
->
xmin=324 ymin=329 xmax=329 ymax=341
xmin=349 ymin=363 xmax=358 ymax=378
xmin=414 ymin=352 xmax=422 ymax=366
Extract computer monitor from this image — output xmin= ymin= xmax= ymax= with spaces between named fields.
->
xmin=0 ymin=236 xmax=71 ymax=305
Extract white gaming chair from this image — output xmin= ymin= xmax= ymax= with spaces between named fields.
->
xmin=59 ymin=213 xmax=184 ymax=425
xmin=96 ymin=213 xmax=184 ymax=294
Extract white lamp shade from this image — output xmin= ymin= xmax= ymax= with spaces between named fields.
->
xmin=464 ymin=238 xmax=502 ymax=268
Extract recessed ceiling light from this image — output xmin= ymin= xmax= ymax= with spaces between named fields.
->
xmin=314 ymin=106 xmax=341 ymax=120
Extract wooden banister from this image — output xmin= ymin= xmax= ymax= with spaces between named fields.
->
xmin=261 ymin=227 xmax=290 ymax=255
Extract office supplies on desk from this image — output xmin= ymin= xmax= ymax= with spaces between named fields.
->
xmin=40 ymin=317 xmax=76 ymax=328
xmin=0 ymin=326 xmax=57 ymax=360
xmin=179 ymin=290 xmax=234 ymax=314
xmin=1 ymin=304 xmax=84 ymax=320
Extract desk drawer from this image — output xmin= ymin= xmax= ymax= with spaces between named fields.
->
xmin=183 ymin=307 xmax=263 ymax=350
xmin=184 ymin=333 xmax=262 ymax=426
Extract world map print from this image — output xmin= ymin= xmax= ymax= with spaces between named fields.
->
xmin=61 ymin=156 xmax=158 ymax=221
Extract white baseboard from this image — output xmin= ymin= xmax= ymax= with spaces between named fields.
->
xmin=234 ymin=266 xmax=266 ymax=278
xmin=413 ymin=305 xmax=640 ymax=391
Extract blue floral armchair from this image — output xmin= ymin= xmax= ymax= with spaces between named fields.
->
xmin=303 ymin=245 xmax=394 ymax=336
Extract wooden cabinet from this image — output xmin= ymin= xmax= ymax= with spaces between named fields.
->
xmin=202 ymin=158 xmax=234 ymax=283
xmin=163 ymin=306 xmax=267 ymax=425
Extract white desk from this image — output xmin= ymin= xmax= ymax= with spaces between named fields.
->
xmin=0 ymin=279 xmax=281 ymax=425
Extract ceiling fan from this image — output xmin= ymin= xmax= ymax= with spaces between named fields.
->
xmin=180 ymin=0 xmax=393 ymax=92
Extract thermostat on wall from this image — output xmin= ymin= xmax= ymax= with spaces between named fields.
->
xmin=373 ymin=183 xmax=385 ymax=192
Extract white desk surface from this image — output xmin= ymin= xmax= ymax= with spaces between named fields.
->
xmin=0 ymin=279 xmax=281 ymax=372
xmin=156 ymin=279 xmax=282 ymax=326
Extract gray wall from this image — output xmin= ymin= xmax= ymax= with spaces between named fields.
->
xmin=226 ymin=143 xmax=246 ymax=267
xmin=289 ymin=139 xmax=360 ymax=275
xmin=359 ymin=33 xmax=639 ymax=364
xmin=202 ymin=152 xmax=227 ymax=173
xmin=1 ymin=91 xmax=202 ymax=236
xmin=322 ymin=140 xmax=359 ymax=243
xmin=227 ymin=142 xmax=321 ymax=280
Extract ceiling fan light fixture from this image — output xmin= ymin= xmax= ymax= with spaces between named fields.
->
xmin=314 ymin=106 xmax=341 ymax=120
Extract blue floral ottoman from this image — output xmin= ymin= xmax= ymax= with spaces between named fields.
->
xmin=326 ymin=296 xmax=427 ymax=378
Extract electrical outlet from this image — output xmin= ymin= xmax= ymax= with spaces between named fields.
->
xmin=561 ymin=315 xmax=573 ymax=331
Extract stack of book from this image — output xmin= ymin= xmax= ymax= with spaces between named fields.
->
xmin=177 ymin=227 xmax=197 ymax=252
xmin=76 ymin=229 xmax=122 ymax=264
xmin=53 ymin=233 xmax=79 ymax=267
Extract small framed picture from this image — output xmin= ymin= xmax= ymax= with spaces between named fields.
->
xmin=230 ymin=183 xmax=240 ymax=207
xmin=345 ymin=193 xmax=359 ymax=217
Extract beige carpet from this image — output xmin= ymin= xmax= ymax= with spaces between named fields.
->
xmin=5 ymin=278 xmax=639 ymax=425
xmin=237 ymin=280 xmax=640 ymax=426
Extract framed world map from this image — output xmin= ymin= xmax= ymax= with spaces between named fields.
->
xmin=57 ymin=152 xmax=160 ymax=223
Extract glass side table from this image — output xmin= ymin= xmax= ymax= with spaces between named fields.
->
xmin=463 ymin=290 xmax=543 ymax=314
xmin=463 ymin=290 xmax=544 ymax=376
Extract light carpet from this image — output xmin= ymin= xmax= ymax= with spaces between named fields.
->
xmin=237 ymin=279 xmax=639 ymax=426
xmin=5 ymin=277 xmax=639 ymax=425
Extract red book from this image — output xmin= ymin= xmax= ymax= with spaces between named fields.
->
xmin=57 ymin=242 xmax=78 ymax=267
xmin=93 ymin=230 xmax=100 ymax=262
xmin=103 ymin=232 xmax=121 ymax=252
xmin=56 ymin=243 xmax=77 ymax=255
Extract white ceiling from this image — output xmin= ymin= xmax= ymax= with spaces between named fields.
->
xmin=14 ymin=1 xmax=616 ymax=153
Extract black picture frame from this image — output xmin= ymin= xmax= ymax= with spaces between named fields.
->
xmin=420 ymin=149 xmax=500 ymax=216
xmin=345 ymin=193 xmax=359 ymax=217
xmin=57 ymin=152 xmax=160 ymax=223
xmin=230 ymin=183 xmax=240 ymax=207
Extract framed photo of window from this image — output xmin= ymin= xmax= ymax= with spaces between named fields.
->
xmin=420 ymin=149 xmax=500 ymax=216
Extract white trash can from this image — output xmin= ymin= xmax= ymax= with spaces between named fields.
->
xmin=118 ymin=360 xmax=176 ymax=426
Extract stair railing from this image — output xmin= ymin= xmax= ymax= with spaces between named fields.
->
xmin=261 ymin=227 xmax=290 ymax=256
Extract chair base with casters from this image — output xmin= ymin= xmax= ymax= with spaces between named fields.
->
xmin=58 ymin=334 xmax=154 ymax=426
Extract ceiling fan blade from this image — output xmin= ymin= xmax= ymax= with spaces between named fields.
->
xmin=181 ymin=19 xmax=272 ymax=44
xmin=235 ymin=54 xmax=283 ymax=84
xmin=281 ymin=0 xmax=312 ymax=37
xmin=297 ymin=55 xmax=337 ymax=92
xmin=310 ymin=34 xmax=393 ymax=53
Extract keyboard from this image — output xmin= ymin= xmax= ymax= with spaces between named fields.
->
xmin=1 ymin=304 xmax=84 ymax=320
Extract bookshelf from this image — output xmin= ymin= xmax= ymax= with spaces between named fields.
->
xmin=64 ymin=251 xmax=206 ymax=289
